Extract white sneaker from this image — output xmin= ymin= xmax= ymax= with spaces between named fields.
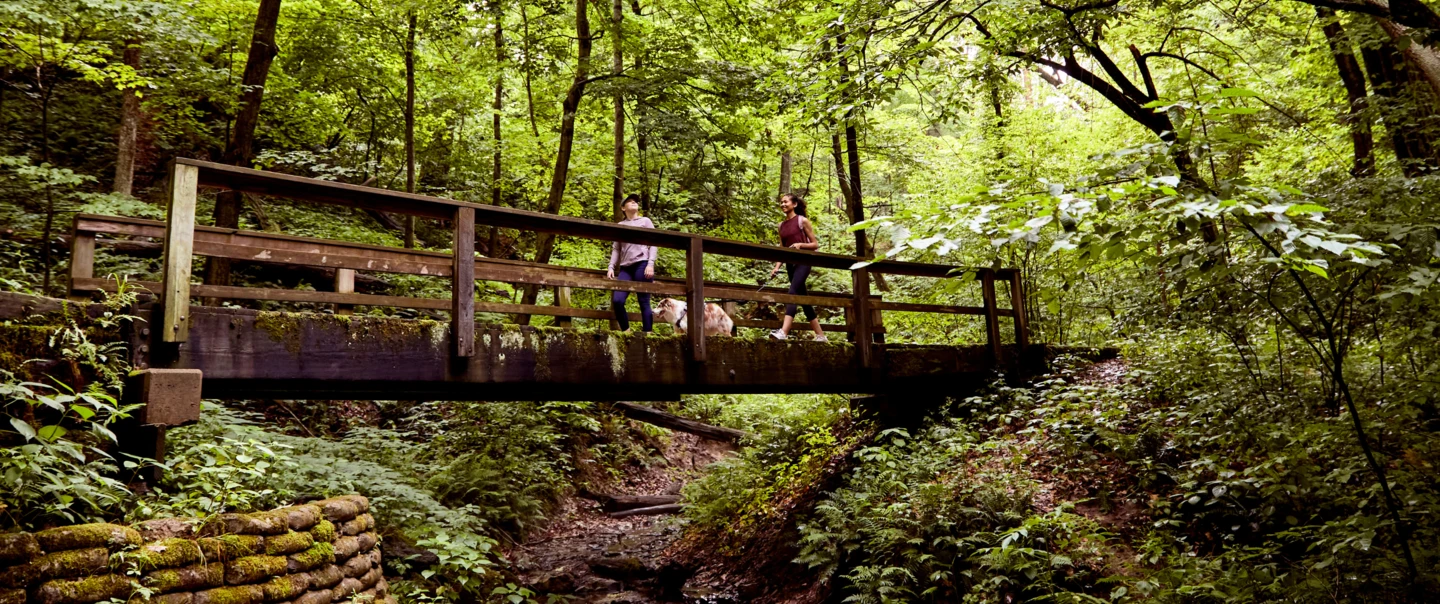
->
xmin=814 ymin=334 xmax=829 ymax=343
xmin=769 ymin=329 xmax=788 ymax=340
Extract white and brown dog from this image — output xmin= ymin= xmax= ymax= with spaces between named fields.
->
xmin=654 ymin=298 xmax=735 ymax=337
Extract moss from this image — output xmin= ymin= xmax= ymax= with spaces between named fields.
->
xmin=0 ymin=533 xmax=40 ymax=565
xmin=141 ymin=563 xmax=222 ymax=593
xmin=286 ymin=543 xmax=334 ymax=573
xmin=264 ymin=532 xmax=313 ymax=556
xmin=31 ymin=547 xmax=109 ymax=581
xmin=124 ymin=539 xmax=202 ymax=572
xmin=223 ymin=555 xmax=286 ymax=585
xmin=33 ymin=573 xmax=134 ymax=604
xmin=197 ymin=536 xmax=263 ymax=561
xmin=193 ymin=585 xmax=261 ymax=604
xmin=307 ymin=521 xmax=335 ymax=546
xmin=34 ymin=524 xmax=142 ymax=552
xmin=260 ymin=575 xmax=304 ymax=601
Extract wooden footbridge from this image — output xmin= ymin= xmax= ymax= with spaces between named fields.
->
xmin=58 ymin=159 xmax=1042 ymax=403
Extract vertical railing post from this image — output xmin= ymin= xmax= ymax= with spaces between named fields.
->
xmin=334 ymin=269 xmax=355 ymax=316
xmin=555 ymin=286 xmax=573 ymax=328
xmin=68 ymin=226 xmax=95 ymax=303
xmin=686 ymin=237 xmax=705 ymax=362
xmin=1007 ymin=272 xmax=1029 ymax=348
xmin=160 ymin=161 xmax=199 ymax=343
xmin=871 ymin=292 xmax=886 ymax=344
xmin=981 ymin=269 xmax=1002 ymax=359
xmin=452 ymin=207 xmax=475 ymax=357
xmin=852 ymin=267 xmax=873 ymax=368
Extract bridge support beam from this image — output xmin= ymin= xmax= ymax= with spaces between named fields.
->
xmin=160 ymin=161 xmax=200 ymax=342
xmin=118 ymin=368 xmax=203 ymax=481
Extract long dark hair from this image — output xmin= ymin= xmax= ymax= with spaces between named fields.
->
xmin=781 ymin=193 xmax=807 ymax=217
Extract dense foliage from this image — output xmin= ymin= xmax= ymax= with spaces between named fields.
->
xmin=5 ymin=0 xmax=1440 ymax=600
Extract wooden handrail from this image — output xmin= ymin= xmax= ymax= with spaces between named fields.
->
xmin=82 ymin=160 xmax=1031 ymax=366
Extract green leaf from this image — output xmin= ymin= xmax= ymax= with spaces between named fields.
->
xmin=37 ymin=425 xmax=68 ymax=441
xmin=1220 ymin=87 xmax=1260 ymax=97
xmin=10 ymin=417 xmax=36 ymax=441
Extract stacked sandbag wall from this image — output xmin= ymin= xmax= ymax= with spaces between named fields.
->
xmin=0 ymin=496 xmax=390 ymax=604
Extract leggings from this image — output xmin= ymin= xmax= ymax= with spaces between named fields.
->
xmin=784 ymin=263 xmax=816 ymax=321
xmin=612 ymin=260 xmax=653 ymax=332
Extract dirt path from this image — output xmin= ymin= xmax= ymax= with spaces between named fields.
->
xmin=509 ymin=432 xmax=734 ymax=603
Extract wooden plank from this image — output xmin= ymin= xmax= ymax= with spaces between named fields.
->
xmin=476 ymin=265 xmax=685 ymax=296
xmin=981 ymin=269 xmax=1002 ymax=359
xmin=75 ymin=214 xmax=860 ymax=298
xmin=334 ymin=269 xmax=355 ymax=315
xmin=705 ymin=285 xmax=851 ymax=307
xmin=731 ymin=318 xmax=878 ymax=333
xmin=686 ymin=238 xmax=705 ymax=362
xmin=161 ymin=162 xmax=200 ymax=342
xmin=1008 ymin=273 xmax=1030 ymax=348
xmin=852 ymin=267 xmax=874 ymax=369
xmin=555 ymin=286 xmax=573 ymax=328
xmin=452 ymin=207 xmax=475 ymax=357
xmin=869 ymin=300 xmax=988 ymax=315
xmin=68 ymin=230 xmax=95 ymax=302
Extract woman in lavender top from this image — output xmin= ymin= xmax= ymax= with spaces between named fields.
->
xmin=606 ymin=194 xmax=657 ymax=332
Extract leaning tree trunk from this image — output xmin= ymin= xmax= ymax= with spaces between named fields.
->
xmin=113 ymin=40 xmax=143 ymax=195
xmin=1317 ymin=8 xmax=1375 ymax=176
xmin=403 ymin=11 xmax=417 ymax=249
xmin=518 ymin=0 xmax=592 ymax=324
xmin=207 ymin=0 xmax=282 ymax=289
xmin=1358 ymin=22 xmax=1440 ymax=175
xmin=630 ymin=0 xmax=650 ymax=212
xmin=779 ymin=150 xmax=792 ymax=195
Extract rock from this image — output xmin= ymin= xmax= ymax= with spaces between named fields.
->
xmin=336 ymin=515 xmax=372 ymax=537
xmin=574 ymin=576 xmax=621 ymax=595
xmin=331 ymin=577 xmax=363 ymax=599
xmin=274 ymin=506 xmax=322 ymax=532
xmin=124 ymin=538 xmax=204 ymax=573
xmin=307 ymin=565 xmax=342 ymax=590
xmin=587 ymin=556 xmax=652 ymax=581
xmin=338 ymin=552 xmax=370 ymax=579
xmin=0 ymin=588 xmax=24 ymax=604
xmin=330 ymin=537 xmax=360 ymax=561
xmin=0 ymin=533 xmax=40 ymax=564
xmin=33 ymin=574 xmax=134 ymax=604
xmin=29 ymin=547 xmax=111 ymax=581
xmin=286 ymin=543 xmax=335 ymax=573
xmin=595 ymin=592 xmax=648 ymax=604
xmin=307 ymin=521 xmax=335 ymax=546
xmin=261 ymin=574 xmax=311 ymax=602
xmin=224 ymin=555 xmax=288 ymax=585
xmin=34 ymin=524 xmax=142 ymax=552
xmin=193 ymin=585 xmax=263 ymax=604
xmin=528 ymin=568 xmax=576 ymax=594
xmin=142 ymin=563 xmax=224 ymax=594
xmin=198 ymin=536 xmax=265 ymax=561
xmin=264 ymin=532 xmax=314 ymax=557
xmin=133 ymin=519 xmax=197 ymax=542
xmin=291 ymin=590 xmax=332 ymax=604
xmin=316 ymin=499 xmax=361 ymax=524
xmin=203 ymin=513 xmax=289 ymax=537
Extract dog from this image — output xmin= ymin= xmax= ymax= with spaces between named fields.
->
xmin=653 ymin=298 xmax=735 ymax=337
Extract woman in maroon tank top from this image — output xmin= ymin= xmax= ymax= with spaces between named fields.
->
xmin=768 ymin=193 xmax=826 ymax=341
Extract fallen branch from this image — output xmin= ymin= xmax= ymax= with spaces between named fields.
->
xmin=578 ymin=491 xmax=680 ymax=513
xmin=613 ymin=401 xmax=751 ymax=443
xmin=607 ymin=504 xmax=683 ymax=518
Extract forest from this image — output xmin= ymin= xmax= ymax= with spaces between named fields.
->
xmin=2 ymin=0 xmax=1439 ymax=601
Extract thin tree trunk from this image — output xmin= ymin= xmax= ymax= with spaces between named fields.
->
xmin=207 ymin=0 xmax=282 ymax=289
xmin=490 ymin=1 xmax=504 ymax=257
xmin=40 ymin=81 xmax=54 ymax=293
xmin=779 ymin=150 xmax=792 ymax=195
xmin=611 ymin=0 xmax=625 ymax=220
xmin=836 ymin=34 xmax=868 ymax=257
xmin=518 ymin=0 xmax=592 ymax=323
xmin=522 ymin=5 xmax=540 ymax=137
xmin=630 ymin=0 xmax=649 ymax=212
xmin=1317 ymin=8 xmax=1375 ymax=176
xmin=113 ymin=40 xmax=143 ymax=195
xmin=403 ymin=11 xmax=417 ymax=249
xmin=830 ymin=133 xmax=852 ymax=215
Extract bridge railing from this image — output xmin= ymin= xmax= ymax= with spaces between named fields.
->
xmin=70 ymin=159 xmax=1029 ymax=367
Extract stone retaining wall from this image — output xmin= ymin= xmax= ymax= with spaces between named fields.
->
xmin=0 ymin=496 xmax=390 ymax=604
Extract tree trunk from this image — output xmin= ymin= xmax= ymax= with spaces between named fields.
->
xmin=630 ymin=0 xmax=650 ymax=212
xmin=1374 ymin=18 xmax=1440 ymax=101
xmin=522 ymin=6 xmax=540 ymax=137
xmin=779 ymin=150 xmax=792 ymax=195
xmin=490 ymin=1 xmax=504 ymax=257
xmin=518 ymin=0 xmax=592 ymax=323
xmin=113 ymin=40 xmax=143 ymax=195
xmin=836 ymin=35 xmax=869 ymax=258
xmin=403 ymin=11 xmax=417 ymax=249
xmin=611 ymin=0 xmax=625 ymax=220
xmin=612 ymin=401 xmax=750 ymax=443
xmin=830 ymin=132 xmax=852 ymax=215
xmin=207 ymin=0 xmax=282 ymax=289
xmin=1359 ymin=23 xmax=1440 ymax=175
xmin=1317 ymin=8 xmax=1375 ymax=176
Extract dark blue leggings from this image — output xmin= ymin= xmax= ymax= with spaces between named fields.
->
xmin=785 ymin=263 xmax=816 ymax=321
xmin=613 ymin=261 xmax=653 ymax=332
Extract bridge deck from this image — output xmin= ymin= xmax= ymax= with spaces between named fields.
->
xmin=144 ymin=306 xmax=1044 ymax=400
